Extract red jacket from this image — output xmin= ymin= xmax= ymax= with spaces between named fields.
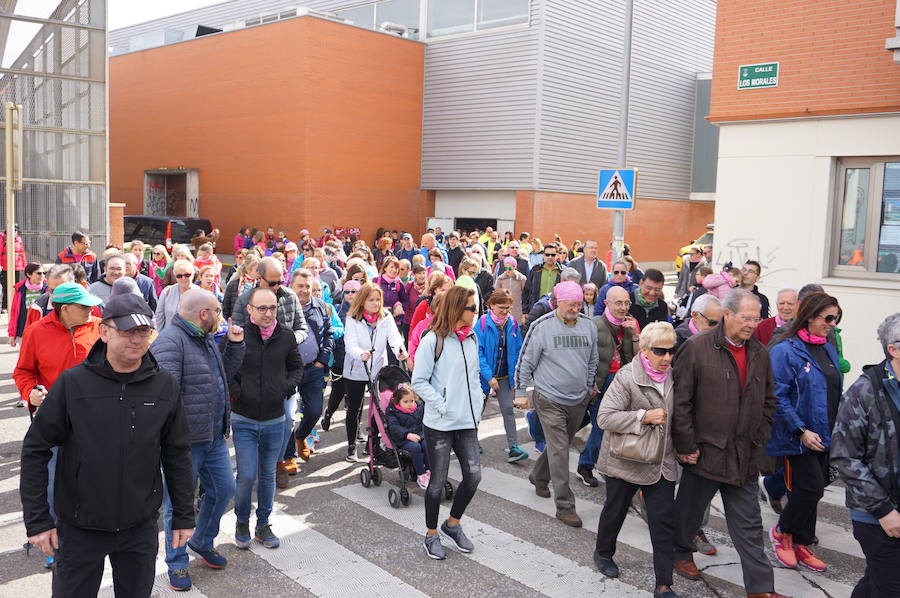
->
xmin=753 ymin=316 xmax=778 ymax=346
xmin=13 ymin=311 xmax=101 ymax=411
xmin=8 ymin=279 xmax=47 ymax=338
xmin=0 ymin=232 xmax=26 ymax=271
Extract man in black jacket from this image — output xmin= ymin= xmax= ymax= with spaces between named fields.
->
xmin=629 ymin=269 xmax=672 ymax=330
xmin=522 ymin=244 xmax=563 ymax=316
xmin=446 ymin=231 xmax=465 ymax=274
xmin=21 ymin=293 xmax=194 ymax=598
xmin=229 ymin=287 xmax=303 ymax=551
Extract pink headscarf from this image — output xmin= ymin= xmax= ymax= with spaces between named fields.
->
xmin=554 ymin=281 xmax=583 ymax=302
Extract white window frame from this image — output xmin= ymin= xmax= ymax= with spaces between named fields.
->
xmin=422 ymin=0 xmax=531 ymax=41
xmin=829 ymin=157 xmax=900 ymax=281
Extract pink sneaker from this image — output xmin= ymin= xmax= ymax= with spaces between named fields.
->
xmin=417 ymin=473 xmax=429 ymax=490
xmin=770 ymin=526 xmax=798 ymax=569
xmin=795 ymin=544 xmax=827 ymax=572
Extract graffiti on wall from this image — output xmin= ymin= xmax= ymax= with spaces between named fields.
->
xmin=145 ymin=178 xmax=165 ymax=216
xmin=714 ymin=237 xmax=798 ymax=279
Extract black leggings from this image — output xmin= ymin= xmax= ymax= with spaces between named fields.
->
xmin=424 ymin=426 xmax=481 ymax=531
xmin=325 ymin=368 xmax=348 ymax=417
xmin=343 ymin=380 xmax=368 ymax=446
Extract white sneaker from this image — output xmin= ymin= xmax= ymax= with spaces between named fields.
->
xmin=417 ymin=473 xmax=429 ymax=489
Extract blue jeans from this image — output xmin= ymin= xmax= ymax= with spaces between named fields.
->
xmin=232 ymin=413 xmax=285 ymax=527
xmin=293 ymin=365 xmax=327 ymax=443
xmin=282 ymin=392 xmax=299 ymax=461
xmin=578 ymin=372 xmax=616 ymax=467
xmin=163 ymin=436 xmax=235 ymax=571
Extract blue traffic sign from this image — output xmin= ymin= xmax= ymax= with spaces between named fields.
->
xmin=597 ymin=169 xmax=637 ymax=210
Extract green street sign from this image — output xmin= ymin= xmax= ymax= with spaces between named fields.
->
xmin=738 ymin=62 xmax=779 ymax=89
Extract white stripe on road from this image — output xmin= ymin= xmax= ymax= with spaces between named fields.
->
xmin=457 ymin=464 xmax=854 ymax=598
xmin=334 ymin=483 xmax=652 ymax=597
xmin=219 ymin=508 xmax=427 ymax=597
xmin=97 ymin=533 xmax=211 ymax=598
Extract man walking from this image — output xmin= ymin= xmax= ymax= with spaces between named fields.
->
xmin=628 ymin=269 xmax=671 ymax=330
xmin=516 ymin=281 xmax=598 ymax=527
xmin=87 ymin=254 xmax=126 ymax=304
xmin=569 ymin=239 xmax=608 ymax=288
xmin=124 ymin=252 xmax=159 ymax=311
xmin=55 ymin=231 xmax=99 ymax=283
xmin=151 ymin=288 xmax=245 ymax=590
xmin=522 ymin=244 xmax=563 ymax=315
xmin=670 ymin=289 xmax=791 ymax=598
xmin=21 ymin=293 xmax=194 ymax=597
xmin=739 ymin=260 xmax=770 ymax=319
xmin=231 ymin=256 xmax=308 ymax=345
xmin=674 ymin=294 xmax=723 ymax=349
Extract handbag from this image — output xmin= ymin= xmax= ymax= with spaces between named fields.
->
xmin=608 ymin=423 xmax=666 ymax=465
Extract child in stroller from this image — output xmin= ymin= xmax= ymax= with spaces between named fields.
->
xmin=385 ymin=385 xmax=431 ymax=489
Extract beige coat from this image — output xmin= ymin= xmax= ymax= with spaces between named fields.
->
xmin=494 ymin=270 xmax=527 ymax=323
xmin=596 ymin=360 xmax=678 ymax=485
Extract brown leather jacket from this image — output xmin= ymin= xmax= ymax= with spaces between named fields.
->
xmin=671 ymin=323 xmax=775 ymax=486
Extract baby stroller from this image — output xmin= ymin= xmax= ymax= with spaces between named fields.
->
xmin=359 ymin=363 xmax=453 ymax=508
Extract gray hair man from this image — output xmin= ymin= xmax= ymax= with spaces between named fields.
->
xmin=87 ymin=255 xmax=126 ymax=303
xmin=674 ymin=294 xmax=723 ymax=349
xmin=230 ymin=256 xmax=308 ymax=345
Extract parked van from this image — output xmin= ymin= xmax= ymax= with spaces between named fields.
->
xmin=124 ymin=215 xmax=213 ymax=250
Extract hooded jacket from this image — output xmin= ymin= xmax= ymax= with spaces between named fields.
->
xmin=385 ymin=402 xmax=425 ymax=446
xmin=20 ymin=341 xmax=194 ymax=536
xmin=7 ymin=278 xmax=46 ymax=339
xmin=475 ymin=313 xmax=523 ymax=393
xmin=412 ymin=329 xmax=484 ymax=432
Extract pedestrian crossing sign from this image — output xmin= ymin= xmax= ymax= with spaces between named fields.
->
xmin=597 ymin=168 xmax=636 ymax=210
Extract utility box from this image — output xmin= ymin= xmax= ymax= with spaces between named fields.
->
xmin=143 ymin=169 xmax=199 ymax=217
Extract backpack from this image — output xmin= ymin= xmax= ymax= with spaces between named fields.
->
xmin=421 ymin=328 xmax=444 ymax=363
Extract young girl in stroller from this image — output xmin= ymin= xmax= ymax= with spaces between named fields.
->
xmin=385 ymin=385 xmax=431 ymax=489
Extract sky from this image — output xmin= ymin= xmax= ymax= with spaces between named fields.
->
xmin=3 ymin=0 xmax=226 ymax=66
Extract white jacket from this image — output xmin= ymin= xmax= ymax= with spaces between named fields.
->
xmin=343 ymin=311 xmax=405 ymax=382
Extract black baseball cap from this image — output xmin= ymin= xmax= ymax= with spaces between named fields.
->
xmin=102 ymin=293 xmax=154 ymax=330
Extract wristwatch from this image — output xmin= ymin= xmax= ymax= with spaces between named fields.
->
xmin=794 ymin=426 xmax=808 ymax=438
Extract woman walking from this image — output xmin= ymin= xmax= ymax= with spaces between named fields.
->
xmin=767 ymin=292 xmax=843 ymax=572
xmin=7 ymin=263 xmax=47 ymax=347
xmin=594 ymin=322 xmax=680 ymax=598
xmin=412 ymin=285 xmax=484 ymax=560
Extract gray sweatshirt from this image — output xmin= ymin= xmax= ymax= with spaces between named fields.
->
xmin=515 ymin=310 xmax=599 ymax=405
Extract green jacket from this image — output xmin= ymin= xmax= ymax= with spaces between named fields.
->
xmin=593 ymin=314 xmax=636 ymax=389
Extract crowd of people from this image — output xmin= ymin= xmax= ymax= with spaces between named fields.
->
xmin=6 ymin=224 xmax=899 ymax=598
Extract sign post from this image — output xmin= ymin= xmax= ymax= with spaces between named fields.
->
xmin=5 ymin=102 xmax=23 ymax=313
xmin=738 ymin=62 xmax=779 ymax=89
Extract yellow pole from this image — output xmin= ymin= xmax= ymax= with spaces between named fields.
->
xmin=5 ymin=102 xmax=14 ymax=314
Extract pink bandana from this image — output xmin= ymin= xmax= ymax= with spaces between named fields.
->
xmin=25 ymin=280 xmax=44 ymax=292
xmin=798 ymin=328 xmax=826 ymax=345
xmin=454 ymin=326 xmax=472 ymax=342
xmin=250 ymin=314 xmax=277 ymax=340
xmin=640 ymin=352 xmax=670 ymax=383
xmin=554 ymin=281 xmax=583 ymax=302
xmin=489 ymin=310 xmax=508 ymax=326
xmin=604 ymin=307 xmax=624 ymax=326
xmin=775 ymin=314 xmax=787 ymax=328
xmin=363 ymin=311 xmax=379 ymax=324
xmin=688 ymin=319 xmax=700 ymax=335
xmin=380 ymin=274 xmax=399 ymax=284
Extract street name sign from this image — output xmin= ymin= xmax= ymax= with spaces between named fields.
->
xmin=738 ymin=62 xmax=779 ymax=89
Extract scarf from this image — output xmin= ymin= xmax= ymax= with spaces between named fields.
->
xmin=380 ymin=274 xmax=399 ymax=284
xmin=635 ymin=287 xmax=655 ymax=308
xmin=798 ymin=328 xmax=826 ymax=345
xmin=24 ymin=280 xmax=44 ymax=292
xmin=775 ymin=314 xmax=787 ymax=328
xmin=489 ymin=310 xmax=507 ymax=326
xmin=688 ymin=319 xmax=700 ymax=335
xmin=454 ymin=326 xmax=472 ymax=342
xmin=250 ymin=314 xmax=277 ymax=340
xmin=394 ymin=401 xmax=418 ymax=414
xmin=640 ymin=352 xmax=670 ymax=383
xmin=604 ymin=307 xmax=624 ymax=326
xmin=363 ymin=311 xmax=379 ymax=324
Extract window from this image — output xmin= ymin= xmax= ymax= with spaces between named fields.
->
xmin=427 ymin=0 xmax=529 ymax=38
xmin=832 ymin=158 xmax=900 ymax=278
xmin=376 ymin=0 xmax=420 ymax=36
xmin=336 ymin=5 xmax=376 ymax=29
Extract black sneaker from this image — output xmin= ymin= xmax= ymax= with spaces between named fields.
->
xmin=320 ymin=412 xmax=332 ymax=432
xmin=577 ymin=464 xmax=599 ymax=487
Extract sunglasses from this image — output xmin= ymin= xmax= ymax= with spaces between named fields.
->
xmin=699 ymin=313 xmax=719 ymax=327
xmin=260 ymin=278 xmax=282 ymax=287
xmin=649 ymin=346 xmax=677 ymax=356
xmin=544 ymin=253 xmax=557 ymax=258
xmin=175 ymin=273 xmax=192 ymax=279
xmin=344 ymin=290 xmax=358 ymax=295
xmin=34 ymin=271 xmax=46 ymax=276
xmin=819 ymin=314 xmax=839 ymax=324
xmin=612 ymin=270 xmax=627 ymax=275
xmin=463 ymin=305 xmax=477 ymax=312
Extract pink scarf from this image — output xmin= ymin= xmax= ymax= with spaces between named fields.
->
xmin=775 ymin=314 xmax=787 ymax=328
xmin=380 ymin=274 xmax=399 ymax=284
xmin=394 ymin=401 xmax=417 ymax=414
xmin=250 ymin=314 xmax=277 ymax=340
xmin=489 ymin=310 xmax=507 ymax=326
xmin=24 ymin=280 xmax=44 ymax=292
xmin=798 ymin=328 xmax=826 ymax=345
xmin=363 ymin=311 xmax=379 ymax=324
xmin=604 ymin=307 xmax=624 ymax=326
xmin=688 ymin=319 xmax=699 ymax=335
xmin=454 ymin=326 xmax=472 ymax=342
xmin=640 ymin=352 xmax=670 ymax=383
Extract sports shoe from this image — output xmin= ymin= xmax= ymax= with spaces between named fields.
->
xmin=309 ymin=428 xmax=320 ymax=444
xmin=254 ymin=524 xmax=280 ymax=549
xmin=43 ymin=555 xmax=54 ymax=569
xmin=320 ymin=412 xmax=332 ymax=431
xmin=577 ymin=464 xmax=599 ymax=487
xmin=507 ymin=445 xmax=528 ymax=463
xmin=16 ymin=398 xmax=27 ymax=408
xmin=535 ymin=440 xmax=546 ymax=452
xmin=759 ymin=476 xmax=784 ymax=515
xmin=525 ymin=409 xmax=539 ymax=440
xmin=187 ymin=543 xmax=228 ymax=568
xmin=234 ymin=521 xmax=252 ymax=549
xmin=770 ymin=526 xmax=797 ymax=568
xmin=417 ymin=473 xmax=430 ymax=490
xmin=440 ymin=521 xmax=474 ymax=553
xmin=423 ymin=533 xmax=446 ymax=560
xmin=167 ymin=568 xmax=192 ymax=591
xmin=345 ymin=445 xmax=357 ymax=462
xmin=276 ymin=462 xmax=289 ymax=489
xmin=795 ymin=544 xmax=827 ymax=572
xmin=694 ymin=529 xmax=717 ymax=556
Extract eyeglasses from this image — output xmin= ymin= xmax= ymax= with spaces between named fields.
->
xmin=203 ymin=306 xmax=223 ymax=315
xmin=105 ymin=324 xmax=153 ymax=338
xmin=152 ymin=252 xmax=162 ymax=256
xmin=817 ymin=314 xmax=839 ymax=324
xmin=649 ymin=346 xmax=677 ymax=356
xmin=175 ymin=273 xmax=193 ymax=279
xmin=249 ymin=304 xmax=278 ymax=314
xmin=699 ymin=313 xmax=719 ymax=327
xmin=463 ymin=305 xmax=477 ymax=312
xmin=736 ymin=315 xmax=762 ymax=324
xmin=612 ymin=270 xmax=627 ymax=275
xmin=260 ymin=278 xmax=281 ymax=287
xmin=609 ymin=300 xmax=632 ymax=308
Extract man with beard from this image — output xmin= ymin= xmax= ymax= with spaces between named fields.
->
xmin=150 ymin=288 xmax=246 ymax=591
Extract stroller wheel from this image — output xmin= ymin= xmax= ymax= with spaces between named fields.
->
xmin=372 ymin=467 xmax=382 ymax=487
xmin=444 ymin=482 xmax=454 ymax=501
xmin=400 ymin=487 xmax=411 ymax=507
xmin=388 ymin=488 xmax=400 ymax=509
xmin=360 ymin=468 xmax=371 ymax=488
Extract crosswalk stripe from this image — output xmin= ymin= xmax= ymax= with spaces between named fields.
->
xmin=454 ymin=464 xmax=854 ymax=598
xmin=218 ymin=508 xmax=428 ymax=597
xmin=333 ymin=483 xmax=653 ymax=597
xmin=97 ymin=534 xmax=211 ymax=597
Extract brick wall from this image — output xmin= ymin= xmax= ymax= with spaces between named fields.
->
xmin=709 ymin=0 xmax=900 ymax=121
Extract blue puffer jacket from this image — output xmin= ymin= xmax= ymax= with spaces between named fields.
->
xmin=385 ymin=402 xmax=424 ymax=446
xmin=595 ymin=280 xmax=637 ymax=313
xmin=151 ymin=314 xmax=245 ymax=444
xmin=766 ymin=336 xmax=842 ymax=456
xmin=474 ymin=313 xmax=522 ymax=393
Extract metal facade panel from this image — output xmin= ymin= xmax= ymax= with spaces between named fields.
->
xmin=691 ymin=77 xmax=718 ymax=193
xmin=625 ymin=0 xmax=715 ymax=200
xmin=536 ymin=0 xmax=626 ymax=193
xmin=421 ymin=5 xmax=541 ymax=190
